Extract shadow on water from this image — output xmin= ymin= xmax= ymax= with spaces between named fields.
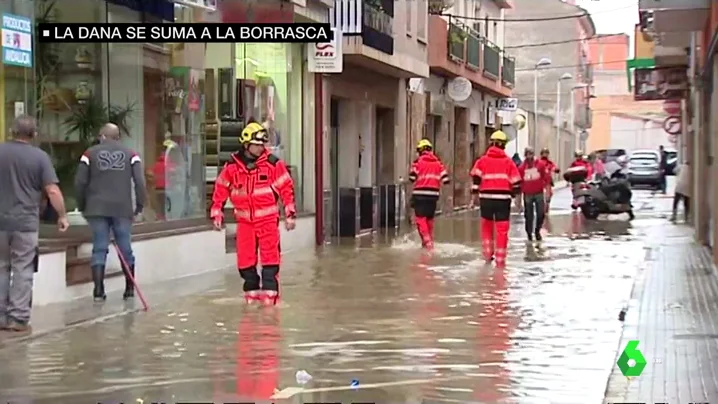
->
xmin=0 ymin=208 xmax=651 ymax=403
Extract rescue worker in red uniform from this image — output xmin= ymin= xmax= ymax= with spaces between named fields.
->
xmin=469 ymin=131 xmax=521 ymax=268
xmin=517 ymin=147 xmax=550 ymax=242
xmin=408 ymin=139 xmax=450 ymax=249
xmin=210 ymin=122 xmax=297 ymax=305
xmin=539 ymin=147 xmax=560 ymax=213
xmin=564 ymin=150 xmax=593 ymax=209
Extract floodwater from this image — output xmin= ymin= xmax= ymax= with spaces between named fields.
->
xmin=0 ymin=187 xmax=674 ymax=403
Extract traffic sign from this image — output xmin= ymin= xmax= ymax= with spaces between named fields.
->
xmin=663 ymin=100 xmax=681 ymax=115
xmin=663 ymin=116 xmax=681 ymax=135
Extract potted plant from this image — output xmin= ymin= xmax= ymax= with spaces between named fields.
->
xmin=54 ymin=97 xmax=135 ymax=208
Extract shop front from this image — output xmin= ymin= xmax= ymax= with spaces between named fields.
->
xmin=33 ymin=0 xmax=230 ymax=306
xmin=1 ymin=0 xmax=34 ymax=142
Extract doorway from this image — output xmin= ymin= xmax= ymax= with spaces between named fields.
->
xmin=329 ymin=97 xmax=340 ymax=237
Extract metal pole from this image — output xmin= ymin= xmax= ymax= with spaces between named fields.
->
xmin=570 ymin=89 xmax=576 ymax=155
xmin=556 ymin=80 xmax=561 ymax=154
xmin=533 ymin=69 xmax=539 ymax=150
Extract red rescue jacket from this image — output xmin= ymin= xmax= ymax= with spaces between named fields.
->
xmin=540 ymin=157 xmax=559 ymax=185
xmin=210 ymin=150 xmax=296 ymax=223
xmin=408 ymin=151 xmax=449 ymax=198
xmin=518 ymin=158 xmax=549 ymax=195
xmin=564 ymin=158 xmax=592 ymax=183
xmin=469 ymin=146 xmax=521 ymax=200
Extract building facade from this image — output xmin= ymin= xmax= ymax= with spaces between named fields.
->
xmin=416 ymin=0 xmax=515 ymax=212
xmin=504 ymin=0 xmax=594 ymax=170
xmin=3 ymin=0 xmax=329 ymax=306
xmin=636 ymin=0 xmax=715 ymax=262
xmin=586 ymin=33 xmax=665 ymax=152
xmin=322 ymin=0 xmax=429 ymax=240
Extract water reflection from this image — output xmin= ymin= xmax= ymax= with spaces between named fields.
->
xmin=0 ymin=189 xmax=669 ymax=403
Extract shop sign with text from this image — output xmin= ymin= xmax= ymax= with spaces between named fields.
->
xmin=633 ymin=66 xmax=687 ymax=101
xmin=2 ymin=14 xmax=32 ymax=68
xmin=308 ymin=28 xmax=342 ymax=73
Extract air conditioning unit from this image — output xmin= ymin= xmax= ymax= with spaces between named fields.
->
xmin=429 ymin=93 xmax=447 ymax=116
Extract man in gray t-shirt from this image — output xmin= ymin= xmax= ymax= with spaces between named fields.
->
xmin=0 ymin=115 xmax=69 ymax=332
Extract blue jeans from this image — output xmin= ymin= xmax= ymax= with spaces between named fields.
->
xmin=86 ymin=217 xmax=135 ymax=268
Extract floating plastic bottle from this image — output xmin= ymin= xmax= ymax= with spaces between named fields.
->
xmin=295 ymin=370 xmax=313 ymax=385
xmin=350 ymin=379 xmax=359 ymax=388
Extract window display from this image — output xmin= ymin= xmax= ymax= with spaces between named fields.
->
xmin=236 ymin=43 xmax=305 ymax=212
xmin=34 ymin=0 xmax=207 ymax=223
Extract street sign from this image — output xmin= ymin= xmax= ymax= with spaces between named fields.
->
xmin=663 ymin=100 xmax=681 ymax=115
xmin=663 ymin=116 xmax=681 ymax=135
xmin=497 ymin=97 xmax=518 ymax=111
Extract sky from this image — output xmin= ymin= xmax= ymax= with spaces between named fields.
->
xmin=576 ymin=0 xmax=639 ymax=55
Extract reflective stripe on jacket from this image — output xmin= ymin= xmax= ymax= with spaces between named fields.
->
xmin=210 ymin=150 xmax=296 ymax=223
xmin=409 ymin=151 xmax=449 ymax=197
xmin=469 ymin=146 xmax=521 ymax=200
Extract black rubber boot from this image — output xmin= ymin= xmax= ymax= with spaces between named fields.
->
xmin=122 ymin=265 xmax=135 ymax=300
xmin=535 ymin=230 xmax=542 ymax=242
xmin=91 ymin=265 xmax=106 ymax=301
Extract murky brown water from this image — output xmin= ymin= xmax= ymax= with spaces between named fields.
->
xmin=0 ymin=189 xmax=674 ymax=403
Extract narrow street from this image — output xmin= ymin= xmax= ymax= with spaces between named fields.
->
xmin=0 ymin=184 xmax=715 ymax=403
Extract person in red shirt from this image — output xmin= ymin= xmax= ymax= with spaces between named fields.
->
xmin=408 ymin=139 xmax=450 ymax=249
xmin=539 ymin=148 xmax=560 ymax=213
xmin=210 ymin=123 xmax=297 ymax=305
xmin=518 ymin=147 xmax=550 ymax=242
xmin=469 ymin=131 xmax=521 ymax=268
xmin=564 ymin=151 xmax=593 ymax=209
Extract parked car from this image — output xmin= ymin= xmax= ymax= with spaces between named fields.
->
xmin=627 ymin=150 xmax=662 ymax=189
xmin=595 ymin=148 xmax=628 ymax=163
xmin=664 ymin=147 xmax=678 ymax=175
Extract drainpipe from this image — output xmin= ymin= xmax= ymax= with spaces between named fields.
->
xmin=314 ymin=73 xmax=324 ymax=245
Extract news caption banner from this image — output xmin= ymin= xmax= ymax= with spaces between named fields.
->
xmin=37 ymin=23 xmax=333 ymax=43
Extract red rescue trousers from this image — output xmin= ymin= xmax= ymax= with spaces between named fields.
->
xmin=236 ymin=220 xmax=281 ymax=304
xmin=478 ymin=198 xmax=512 ymax=268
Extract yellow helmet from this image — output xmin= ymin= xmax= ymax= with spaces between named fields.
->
xmin=416 ymin=138 xmax=433 ymax=151
xmin=490 ymin=130 xmax=508 ymax=142
xmin=240 ymin=122 xmax=268 ymax=145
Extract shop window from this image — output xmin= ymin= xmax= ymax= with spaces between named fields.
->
xmin=236 ymin=43 xmax=305 ymax=212
xmin=35 ymin=0 xmax=207 ymax=223
xmin=1 ymin=0 xmax=35 ymax=143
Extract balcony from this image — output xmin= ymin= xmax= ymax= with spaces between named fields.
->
xmin=427 ymin=15 xmax=511 ymax=97
xmin=638 ymin=0 xmax=708 ymax=66
xmin=362 ymin=0 xmax=394 ymax=54
xmin=502 ymin=56 xmax=515 ymax=87
xmin=483 ymin=40 xmax=500 ymax=79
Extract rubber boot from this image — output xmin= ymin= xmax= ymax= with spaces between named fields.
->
xmin=239 ymin=267 xmax=261 ymax=304
xmin=91 ymin=265 xmax=106 ymax=301
xmin=261 ymin=265 xmax=280 ymax=306
xmin=427 ymin=218 xmax=435 ymax=249
xmin=122 ymin=265 xmax=135 ymax=300
xmin=494 ymin=220 xmax=510 ymax=268
xmin=480 ymin=218 xmax=494 ymax=263
xmin=415 ymin=216 xmax=431 ymax=249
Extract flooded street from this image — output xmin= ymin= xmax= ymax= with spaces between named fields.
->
xmin=0 ymin=187 xmax=676 ymax=403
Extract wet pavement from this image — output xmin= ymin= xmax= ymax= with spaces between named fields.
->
xmin=0 ymin=182 xmax=705 ymax=403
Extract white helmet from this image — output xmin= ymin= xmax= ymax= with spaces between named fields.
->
xmin=616 ymin=155 xmax=628 ymax=165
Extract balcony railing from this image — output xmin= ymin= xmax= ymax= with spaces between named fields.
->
xmin=483 ymin=40 xmax=500 ymax=78
xmin=363 ymin=2 xmax=393 ymax=36
xmin=502 ymin=55 xmax=515 ymax=87
xmin=362 ymin=1 xmax=394 ymax=54
xmin=466 ymin=32 xmax=481 ymax=68
xmin=448 ymin=23 xmax=466 ymax=61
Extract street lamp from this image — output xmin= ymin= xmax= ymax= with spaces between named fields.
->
xmin=533 ymin=57 xmax=551 ymax=149
xmin=556 ymin=72 xmax=573 ymax=154
xmin=569 ymin=83 xmax=589 ymax=154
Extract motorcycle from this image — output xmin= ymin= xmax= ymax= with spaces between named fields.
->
xmin=574 ymin=177 xmax=634 ymax=220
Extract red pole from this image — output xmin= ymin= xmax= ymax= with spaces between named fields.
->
xmin=314 ymin=73 xmax=324 ymax=245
